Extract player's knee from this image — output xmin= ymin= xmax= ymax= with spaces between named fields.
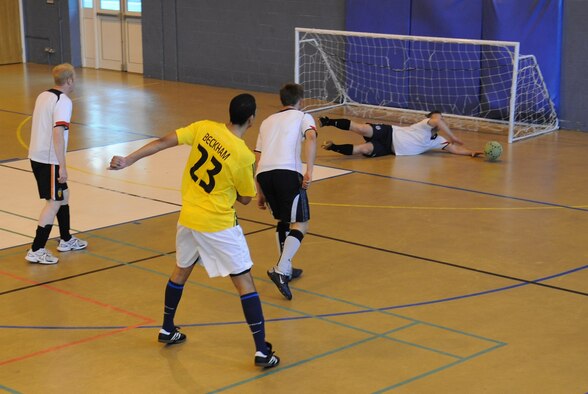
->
xmin=356 ymin=144 xmax=373 ymax=155
xmin=230 ymin=268 xmax=252 ymax=277
xmin=46 ymin=199 xmax=61 ymax=212
xmin=291 ymin=221 xmax=309 ymax=234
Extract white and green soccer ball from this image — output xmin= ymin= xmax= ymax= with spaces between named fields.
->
xmin=484 ymin=141 xmax=503 ymax=162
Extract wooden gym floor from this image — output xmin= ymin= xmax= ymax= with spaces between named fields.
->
xmin=0 ymin=63 xmax=587 ymax=393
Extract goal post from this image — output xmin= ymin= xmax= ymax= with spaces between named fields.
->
xmin=295 ymin=28 xmax=559 ymax=143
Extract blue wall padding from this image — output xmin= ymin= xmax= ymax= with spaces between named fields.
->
xmin=482 ymin=0 xmax=562 ymax=109
xmin=342 ymin=36 xmax=409 ymax=109
xmin=410 ymin=0 xmax=484 ymax=114
xmin=345 ymin=0 xmax=412 ymax=109
xmin=346 ymin=0 xmax=412 ymax=35
xmin=345 ymin=0 xmax=562 ymax=115
xmin=410 ymin=0 xmax=483 ymax=39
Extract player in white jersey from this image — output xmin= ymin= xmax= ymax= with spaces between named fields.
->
xmin=255 ymin=83 xmax=317 ymax=300
xmin=320 ymin=111 xmax=483 ymax=157
xmin=25 ymin=63 xmax=88 ymax=265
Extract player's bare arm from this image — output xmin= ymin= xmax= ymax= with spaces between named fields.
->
xmin=53 ymin=125 xmax=68 ymax=183
xmin=432 ymin=116 xmax=463 ymax=145
xmin=236 ymin=194 xmax=252 ymax=205
xmin=302 ymin=128 xmax=317 ymax=189
xmin=109 ymin=132 xmax=179 ymax=170
xmin=254 ymin=151 xmax=267 ymax=209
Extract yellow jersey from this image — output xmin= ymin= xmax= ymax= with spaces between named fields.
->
xmin=176 ymin=120 xmax=256 ymax=232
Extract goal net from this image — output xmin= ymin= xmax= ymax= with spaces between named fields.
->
xmin=295 ymin=28 xmax=559 ymax=143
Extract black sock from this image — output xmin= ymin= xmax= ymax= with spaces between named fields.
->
xmin=56 ymin=205 xmax=71 ymax=241
xmin=329 ymin=143 xmax=354 ymax=155
xmin=329 ymin=118 xmax=351 ymax=130
xmin=240 ymin=292 xmax=268 ymax=354
xmin=32 ymin=224 xmax=53 ymax=251
xmin=162 ymin=280 xmax=184 ymax=332
xmin=276 ymin=221 xmax=290 ymax=253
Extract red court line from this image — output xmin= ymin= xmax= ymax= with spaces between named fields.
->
xmin=0 ymin=269 xmax=156 ymax=366
xmin=0 ymin=319 xmax=152 ymax=366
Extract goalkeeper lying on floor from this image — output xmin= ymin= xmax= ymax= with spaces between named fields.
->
xmin=320 ymin=111 xmax=483 ymax=158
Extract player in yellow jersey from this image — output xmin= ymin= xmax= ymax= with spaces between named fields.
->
xmin=108 ymin=94 xmax=279 ymax=369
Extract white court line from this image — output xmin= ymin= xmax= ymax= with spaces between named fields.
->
xmin=0 ymin=139 xmax=350 ymax=250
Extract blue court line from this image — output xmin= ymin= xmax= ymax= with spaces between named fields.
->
xmin=3 ymin=232 xmax=584 ymax=337
xmin=1 ymin=238 xmax=506 ymax=392
xmin=3 ymin=233 xmax=584 ymax=335
xmin=4 ymin=233 xmax=583 ymax=390
xmin=1 ymin=240 xmax=505 ymax=360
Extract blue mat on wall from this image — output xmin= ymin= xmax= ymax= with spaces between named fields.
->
xmin=345 ymin=0 xmax=562 ymax=113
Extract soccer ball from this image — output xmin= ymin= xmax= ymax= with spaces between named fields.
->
xmin=484 ymin=141 xmax=503 ymax=162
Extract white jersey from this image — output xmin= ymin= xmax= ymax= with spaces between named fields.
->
xmin=255 ymin=108 xmax=316 ymax=175
xmin=392 ymin=118 xmax=448 ymax=156
xmin=28 ymin=89 xmax=72 ymax=165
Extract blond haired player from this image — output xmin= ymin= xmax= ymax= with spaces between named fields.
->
xmin=26 ymin=63 xmax=88 ymax=265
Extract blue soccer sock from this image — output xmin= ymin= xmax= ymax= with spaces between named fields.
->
xmin=240 ymin=292 xmax=269 ymax=354
xmin=162 ymin=280 xmax=184 ymax=333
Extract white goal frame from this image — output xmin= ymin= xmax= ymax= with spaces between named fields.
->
xmin=295 ymin=28 xmax=559 ymax=143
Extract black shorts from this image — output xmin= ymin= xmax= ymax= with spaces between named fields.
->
xmin=256 ymin=169 xmax=310 ymax=223
xmin=363 ymin=124 xmax=395 ymax=157
xmin=30 ymin=160 xmax=68 ymax=201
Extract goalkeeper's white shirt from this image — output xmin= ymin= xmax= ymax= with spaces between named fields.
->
xmin=392 ymin=118 xmax=448 ymax=156
xmin=255 ymin=108 xmax=316 ymax=175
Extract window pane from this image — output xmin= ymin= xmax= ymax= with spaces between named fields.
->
xmin=83 ymin=0 xmax=93 ymax=8
xmin=127 ymin=0 xmax=141 ymax=13
xmin=100 ymin=0 xmax=119 ymax=11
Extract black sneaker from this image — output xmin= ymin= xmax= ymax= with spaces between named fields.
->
xmin=267 ymin=269 xmax=292 ymax=300
xmin=319 ymin=116 xmax=331 ymax=127
xmin=158 ymin=327 xmax=186 ymax=345
xmin=255 ymin=342 xmax=280 ymax=369
xmin=289 ymin=267 xmax=303 ymax=281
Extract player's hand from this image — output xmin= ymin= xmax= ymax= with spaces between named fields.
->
xmin=257 ymin=195 xmax=267 ymax=210
xmin=108 ymin=156 xmax=127 ymax=170
xmin=319 ymin=116 xmax=330 ymax=127
xmin=58 ymin=167 xmax=68 ymax=183
xmin=301 ymin=174 xmax=312 ymax=189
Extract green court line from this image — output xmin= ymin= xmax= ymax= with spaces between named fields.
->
xmin=372 ymin=342 xmax=507 ymax=393
xmin=288 ymin=283 xmax=506 ymax=346
xmin=84 ymin=234 xmax=506 ymax=390
xmin=0 ymin=386 xmax=21 ymax=394
xmin=0 ymin=230 xmax=506 ymax=392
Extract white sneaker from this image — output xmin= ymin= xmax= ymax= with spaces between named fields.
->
xmin=57 ymin=236 xmax=88 ymax=252
xmin=25 ymin=248 xmax=59 ymax=264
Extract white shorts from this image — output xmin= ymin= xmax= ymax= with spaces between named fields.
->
xmin=176 ymin=224 xmax=253 ymax=278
